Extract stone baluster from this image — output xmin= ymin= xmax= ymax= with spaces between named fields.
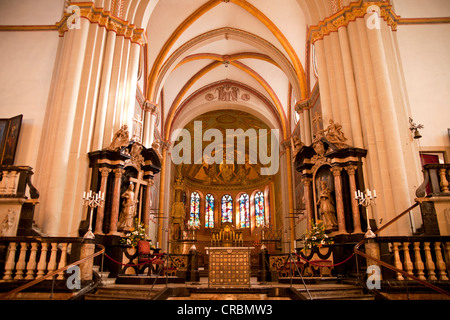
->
xmin=36 ymin=243 xmax=49 ymax=278
xmin=25 ymin=242 xmax=39 ymax=280
xmin=46 ymin=243 xmax=58 ymax=276
xmin=444 ymin=242 xmax=450 ymax=274
xmin=439 ymin=168 xmax=449 ymax=192
xmin=3 ymin=242 xmax=18 ymax=280
xmin=402 ymin=242 xmax=414 ymax=278
xmin=434 ymin=242 xmax=449 ymax=281
xmin=14 ymin=242 xmax=28 ymax=280
xmin=392 ymin=242 xmax=404 ymax=280
xmin=57 ymin=243 xmax=69 ymax=280
xmin=423 ymin=242 xmax=437 ymax=280
xmin=413 ymin=242 xmax=426 ymax=280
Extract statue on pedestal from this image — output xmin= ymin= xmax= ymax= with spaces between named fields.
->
xmin=117 ymin=183 xmax=137 ymax=232
xmin=106 ymin=125 xmax=130 ymax=152
xmin=316 ymin=179 xmax=338 ymax=230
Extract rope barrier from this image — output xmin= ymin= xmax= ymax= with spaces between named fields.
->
xmin=276 ymin=252 xmax=355 ymax=270
xmin=103 ymin=252 xmax=166 ymax=267
xmin=294 ymin=252 xmax=355 ymax=268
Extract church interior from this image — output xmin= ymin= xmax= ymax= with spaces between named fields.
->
xmin=0 ymin=0 xmax=450 ymax=302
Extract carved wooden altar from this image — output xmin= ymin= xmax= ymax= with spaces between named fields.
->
xmin=84 ymin=130 xmax=161 ymax=236
xmin=294 ymin=119 xmax=367 ymax=236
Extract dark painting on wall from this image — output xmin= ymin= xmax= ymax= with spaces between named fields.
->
xmin=0 ymin=114 xmax=23 ymax=165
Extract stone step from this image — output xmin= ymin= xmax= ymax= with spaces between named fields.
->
xmin=88 ymin=285 xmax=160 ymax=299
xmin=297 ymin=284 xmax=374 ymax=300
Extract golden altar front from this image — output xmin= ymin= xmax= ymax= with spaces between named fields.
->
xmin=205 ymin=247 xmax=253 ymax=287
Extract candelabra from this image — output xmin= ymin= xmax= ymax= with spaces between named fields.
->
xmin=82 ymin=190 xmax=105 ymax=239
xmin=355 ymin=189 xmax=377 ymax=239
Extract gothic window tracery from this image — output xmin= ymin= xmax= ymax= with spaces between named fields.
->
xmin=238 ymin=193 xmax=250 ymax=228
xmin=205 ymin=193 xmax=215 ymax=228
xmin=189 ymin=192 xmax=200 ymax=228
xmin=255 ymin=191 xmax=265 ymax=227
xmin=221 ymin=194 xmax=233 ymax=223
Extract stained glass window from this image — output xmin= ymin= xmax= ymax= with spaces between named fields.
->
xmin=221 ymin=195 xmax=233 ymax=223
xmin=205 ymin=194 xmax=214 ymax=228
xmin=189 ymin=192 xmax=200 ymax=228
xmin=255 ymin=191 xmax=265 ymax=227
xmin=238 ymin=193 xmax=250 ymax=228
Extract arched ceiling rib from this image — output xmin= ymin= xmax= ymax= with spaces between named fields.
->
xmin=138 ymin=0 xmax=320 ymax=143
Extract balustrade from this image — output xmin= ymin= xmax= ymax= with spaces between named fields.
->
xmin=416 ymin=164 xmax=450 ymax=197
xmin=1 ymin=237 xmax=85 ymax=281
xmin=380 ymin=237 xmax=450 ymax=282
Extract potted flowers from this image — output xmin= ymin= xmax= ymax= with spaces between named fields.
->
xmin=120 ymin=218 xmax=150 ymax=247
xmin=301 ymin=220 xmax=334 ymax=252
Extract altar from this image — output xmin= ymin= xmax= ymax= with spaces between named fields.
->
xmin=206 ymin=247 xmax=253 ymax=287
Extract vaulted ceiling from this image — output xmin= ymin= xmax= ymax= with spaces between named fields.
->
xmin=131 ymin=0 xmax=346 ymax=143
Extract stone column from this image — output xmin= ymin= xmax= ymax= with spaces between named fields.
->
xmin=157 ymin=143 xmax=169 ymax=247
xmin=143 ymin=101 xmax=158 ymax=148
xmin=108 ymin=168 xmax=124 ymax=235
xmin=302 ymin=176 xmax=314 ymax=231
xmin=79 ymin=240 xmax=95 ymax=281
xmin=331 ymin=167 xmax=346 ymax=234
xmin=143 ymin=178 xmax=154 ymax=232
xmin=94 ymin=167 xmax=111 ymax=234
xmin=345 ymin=165 xmax=363 ymax=234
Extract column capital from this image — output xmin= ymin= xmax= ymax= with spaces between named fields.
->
xmin=113 ymin=168 xmax=124 ymax=177
xmin=331 ymin=166 xmax=343 ymax=176
xmin=302 ymin=177 xmax=313 ymax=186
xmin=344 ymin=164 xmax=357 ymax=175
xmin=99 ymin=167 xmax=112 ymax=177
xmin=143 ymin=100 xmax=158 ymax=114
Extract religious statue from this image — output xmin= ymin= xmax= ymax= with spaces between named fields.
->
xmin=117 ymin=183 xmax=137 ymax=231
xmin=325 ymin=119 xmax=348 ymax=149
xmin=291 ymin=135 xmax=304 ymax=160
xmin=128 ymin=142 xmax=144 ymax=168
xmin=316 ymin=179 xmax=338 ymax=230
xmin=152 ymin=139 xmax=162 ymax=159
xmin=106 ymin=125 xmax=130 ymax=152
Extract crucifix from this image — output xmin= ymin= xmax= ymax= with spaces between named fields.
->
xmin=129 ymin=170 xmax=148 ymax=222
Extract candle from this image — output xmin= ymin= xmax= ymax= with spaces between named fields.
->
xmin=355 ymin=191 xmax=358 ymax=199
xmin=83 ymin=191 xmax=86 ymax=199
xmin=373 ymin=190 xmax=376 ymax=198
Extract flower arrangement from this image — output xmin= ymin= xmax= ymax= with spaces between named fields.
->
xmin=301 ymin=220 xmax=334 ymax=251
xmin=120 ymin=219 xmax=151 ymax=247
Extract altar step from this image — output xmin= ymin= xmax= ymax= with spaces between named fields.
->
xmin=296 ymin=283 xmax=375 ymax=300
xmin=84 ymin=285 xmax=159 ymax=300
